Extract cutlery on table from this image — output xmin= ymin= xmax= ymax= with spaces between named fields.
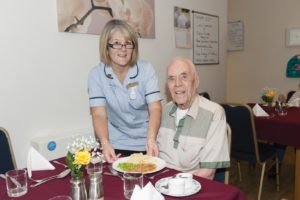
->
xmin=29 ymin=168 xmax=69 ymax=183
xmin=53 ymin=160 xmax=68 ymax=168
xmin=30 ymin=169 xmax=71 ymax=187
xmin=1 ymin=173 xmax=22 ymax=187
xmin=29 ymin=161 xmax=67 ymax=182
xmin=145 ymin=169 xmax=170 ymax=180
xmin=106 ymin=164 xmax=123 ymax=180
xmin=0 ymin=174 xmax=5 ymax=179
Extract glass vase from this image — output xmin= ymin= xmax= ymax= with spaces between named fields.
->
xmin=70 ymin=177 xmax=87 ymax=200
xmin=264 ymin=101 xmax=273 ymax=113
xmin=267 ymin=102 xmax=273 ymax=108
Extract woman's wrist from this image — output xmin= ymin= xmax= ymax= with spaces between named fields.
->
xmin=147 ymin=132 xmax=157 ymax=141
xmin=100 ymin=140 xmax=109 ymax=147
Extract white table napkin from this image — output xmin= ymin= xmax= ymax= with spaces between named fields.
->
xmin=252 ymin=103 xmax=269 ymax=117
xmin=27 ymin=146 xmax=55 ymax=178
xmin=287 ymin=97 xmax=300 ymax=107
xmin=131 ymin=182 xmax=164 ymax=200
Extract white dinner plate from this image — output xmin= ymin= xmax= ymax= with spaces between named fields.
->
xmin=155 ymin=176 xmax=201 ymax=197
xmin=112 ymin=156 xmax=166 ymax=174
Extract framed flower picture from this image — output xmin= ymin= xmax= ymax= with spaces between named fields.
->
xmin=56 ymin=0 xmax=155 ymax=38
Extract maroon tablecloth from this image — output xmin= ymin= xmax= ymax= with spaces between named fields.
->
xmin=249 ymin=104 xmax=300 ymax=200
xmin=0 ymin=158 xmax=246 ymax=200
xmin=252 ymin=105 xmax=300 ymax=149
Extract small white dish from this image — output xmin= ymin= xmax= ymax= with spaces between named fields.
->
xmin=155 ymin=176 xmax=201 ymax=197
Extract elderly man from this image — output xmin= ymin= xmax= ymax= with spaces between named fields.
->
xmin=157 ymin=57 xmax=230 ymax=180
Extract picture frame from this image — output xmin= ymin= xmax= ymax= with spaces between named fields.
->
xmin=286 ymin=27 xmax=300 ymax=47
xmin=192 ymin=11 xmax=219 ymax=65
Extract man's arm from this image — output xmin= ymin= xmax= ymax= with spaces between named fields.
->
xmin=193 ymin=168 xmax=216 ymax=180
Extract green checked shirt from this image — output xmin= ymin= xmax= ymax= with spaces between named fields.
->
xmin=157 ymin=95 xmax=230 ymax=172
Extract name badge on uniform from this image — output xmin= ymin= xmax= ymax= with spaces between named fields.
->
xmin=127 ymin=82 xmax=139 ymax=100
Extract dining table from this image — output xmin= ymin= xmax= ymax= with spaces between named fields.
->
xmin=251 ymin=104 xmax=300 ymax=200
xmin=0 ymin=158 xmax=247 ymax=200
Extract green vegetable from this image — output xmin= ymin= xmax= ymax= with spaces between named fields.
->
xmin=117 ymin=162 xmax=137 ymax=171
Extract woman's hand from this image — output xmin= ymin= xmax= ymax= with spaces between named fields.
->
xmin=146 ymin=138 xmax=159 ymax=157
xmin=146 ymin=100 xmax=161 ymax=157
xmin=102 ymin=142 xmax=120 ymax=163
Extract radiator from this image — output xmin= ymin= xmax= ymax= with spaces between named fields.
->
xmin=30 ymin=128 xmax=95 ymax=160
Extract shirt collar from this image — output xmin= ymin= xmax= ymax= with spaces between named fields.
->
xmin=104 ymin=64 xmax=138 ymax=79
xmin=169 ymin=95 xmax=199 ymax=119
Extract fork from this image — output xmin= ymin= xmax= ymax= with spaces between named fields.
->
xmin=0 ymin=174 xmax=22 ymax=187
xmin=107 ymin=164 xmax=124 ymax=180
xmin=0 ymin=174 xmax=5 ymax=179
xmin=53 ymin=160 xmax=68 ymax=168
xmin=29 ymin=169 xmax=69 ymax=183
xmin=30 ymin=169 xmax=71 ymax=187
xmin=146 ymin=169 xmax=170 ymax=180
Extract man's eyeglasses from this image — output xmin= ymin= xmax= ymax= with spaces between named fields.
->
xmin=108 ymin=43 xmax=135 ymax=49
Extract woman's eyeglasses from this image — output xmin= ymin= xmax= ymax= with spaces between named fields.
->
xmin=108 ymin=43 xmax=135 ymax=49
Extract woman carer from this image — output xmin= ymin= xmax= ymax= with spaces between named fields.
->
xmin=88 ymin=19 xmax=162 ymax=163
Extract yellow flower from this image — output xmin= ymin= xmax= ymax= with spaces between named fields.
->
xmin=266 ymin=90 xmax=275 ymax=98
xmin=73 ymin=149 xmax=91 ymax=165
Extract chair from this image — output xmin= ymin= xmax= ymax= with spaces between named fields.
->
xmin=221 ymin=103 xmax=279 ymax=200
xmin=0 ymin=127 xmax=16 ymax=174
xmin=199 ymin=92 xmax=210 ymax=100
xmin=213 ymin=123 xmax=231 ymax=184
xmin=286 ymin=90 xmax=296 ymax=103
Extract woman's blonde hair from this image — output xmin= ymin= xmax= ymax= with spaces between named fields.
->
xmin=99 ymin=19 xmax=139 ymax=67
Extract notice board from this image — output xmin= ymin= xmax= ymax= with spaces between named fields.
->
xmin=228 ymin=21 xmax=244 ymax=51
xmin=192 ymin=11 xmax=219 ymax=65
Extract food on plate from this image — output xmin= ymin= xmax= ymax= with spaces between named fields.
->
xmin=117 ymin=153 xmax=157 ymax=173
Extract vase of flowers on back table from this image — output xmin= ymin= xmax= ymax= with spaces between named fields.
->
xmin=261 ymin=87 xmax=276 ymax=110
xmin=66 ymin=136 xmax=101 ymax=200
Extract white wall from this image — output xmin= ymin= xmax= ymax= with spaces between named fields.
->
xmin=227 ymin=0 xmax=300 ymax=103
xmin=0 ymin=0 xmax=227 ymax=168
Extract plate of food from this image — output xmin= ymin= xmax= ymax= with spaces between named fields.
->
xmin=112 ymin=153 xmax=166 ymax=174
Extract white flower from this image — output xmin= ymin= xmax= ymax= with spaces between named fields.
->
xmin=67 ymin=135 xmax=100 ymax=154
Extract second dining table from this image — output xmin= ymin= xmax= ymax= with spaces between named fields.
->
xmin=251 ymin=105 xmax=300 ymax=200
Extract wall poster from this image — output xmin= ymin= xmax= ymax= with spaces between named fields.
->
xmin=192 ymin=11 xmax=219 ymax=65
xmin=56 ymin=0 xmax=155 ymax=38
xmin=228 ymin=21 xmax=244 ymax=51
xmin=286 ymin=55 xmax=300 ymax=78
xmin=174 ymin=6 xmax=192 ymax=48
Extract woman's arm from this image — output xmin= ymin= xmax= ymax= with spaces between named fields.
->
xmin=91 ymin=106 xmax=118 ymax=163
xmin=146 ymin=100 xmax=162 ymax=156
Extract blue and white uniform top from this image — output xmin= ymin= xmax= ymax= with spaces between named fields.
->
xmin=88 ymin=59 xmax=162 ymax=151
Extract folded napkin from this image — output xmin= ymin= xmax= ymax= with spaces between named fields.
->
xmin=252 ymin=103 xmax=269 ymax=117
xmin=287 ymin=97 xmax=300 ymax=107
xmin=131 ymin=182 xmax=164 ymax=200
xmin=27 ymin=146 xmax=55 ymax=178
